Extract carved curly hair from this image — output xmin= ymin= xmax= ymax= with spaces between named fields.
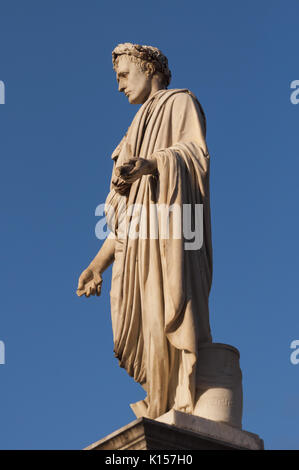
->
xmin=112 ymin=43 xmax=171 ymax=88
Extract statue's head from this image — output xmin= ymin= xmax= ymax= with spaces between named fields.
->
xmin=112 ymin=43 xmax=171 ymax=104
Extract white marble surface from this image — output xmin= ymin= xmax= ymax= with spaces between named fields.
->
xmin=156 ymin=410 xmax=264 ymax=450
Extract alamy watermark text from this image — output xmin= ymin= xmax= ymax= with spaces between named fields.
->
xmin=0 ymin=341 xmax=5 ymax=365
xmin=95 ymin=202 xmax=204 ymax=250
xmin=290 ymin=340 xmax=299 ymax=365
xmin=290 ymin=80 xmax=299 ymax=105
xmin=0 ymin=81 xmax=5 ymax=104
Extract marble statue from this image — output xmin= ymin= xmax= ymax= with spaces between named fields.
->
xmin=77 ymin=43 xmax=242 ymax=427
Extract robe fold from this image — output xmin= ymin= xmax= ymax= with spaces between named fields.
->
xmin=104 ymin=88 xmax=213 ymax=419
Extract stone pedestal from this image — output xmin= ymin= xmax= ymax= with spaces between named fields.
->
xmin=194 ymin=343 xmax=243 ymax=428
xmin=130 ymin=343 xmax=244 ymax=429
xmin=85 ymin=411 xmax=264 ymax=450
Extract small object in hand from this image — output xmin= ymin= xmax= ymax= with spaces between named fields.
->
xmin=115 ymin=162 xmax=135 ymax=178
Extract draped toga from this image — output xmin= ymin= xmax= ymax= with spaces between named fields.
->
xmin=104 ymin=88 xmax=213 ymax=419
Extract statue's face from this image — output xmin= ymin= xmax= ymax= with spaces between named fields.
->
xmin=116 ymin=55 xmax=152 ymax=104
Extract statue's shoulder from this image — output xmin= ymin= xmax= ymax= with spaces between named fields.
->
xmin=162 ymin=88 xmax=206 ymax=133
xmin=159 ymin=88 xmax=199 ymax=107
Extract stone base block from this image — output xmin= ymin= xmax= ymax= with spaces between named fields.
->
xmin=85 ymin=411 xmax=263 ymax=450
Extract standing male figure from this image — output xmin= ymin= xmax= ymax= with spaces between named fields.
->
xmin=77 ymin=43 xmax=213 ymax=420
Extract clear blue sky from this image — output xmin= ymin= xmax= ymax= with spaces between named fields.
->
xmin=0 ymin=0 xmax=298 ymax=450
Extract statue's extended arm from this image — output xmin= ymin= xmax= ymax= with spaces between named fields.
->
xmin=77 ymin=237 xmax=115 ymax=298
xmin=114 ymin=157 xmax=158 ymax=186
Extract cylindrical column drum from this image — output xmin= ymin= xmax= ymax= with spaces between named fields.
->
xmin=194 ymin=343 xmax=243 ymax=428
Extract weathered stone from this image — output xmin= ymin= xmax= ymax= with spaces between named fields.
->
xmin=85 ymin=412 xmax=264 ymax=450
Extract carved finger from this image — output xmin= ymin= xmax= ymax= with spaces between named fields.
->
xmin=89 ymin=285 xmax=96 ymax=296
xmin=117 ymin=162 xmax=136 ymax=178
xmin=76 ymin=289 xmax=85 ymax=297
xmin=85 ymin=285 xmax=91 ymax=297
xmin=128 ymin=157 xmax=139 ymax=164
xmin=121 ymin=170 xmax=141 ymax=183
xmin=78 ymin=277 xmax=84 ymax=290
xmin=78 ymin=272 xmax=88 ymax=290
xmin=115 ymin=166 xmax=129 ymax=178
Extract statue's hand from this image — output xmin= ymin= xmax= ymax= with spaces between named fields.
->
xmin=115 ymin=157 xmax=158 ymax=184
xmin=112 ymin=176 xmax=131 ymax=196
xmin=76 ymin=268 xmax=103 ymax=298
